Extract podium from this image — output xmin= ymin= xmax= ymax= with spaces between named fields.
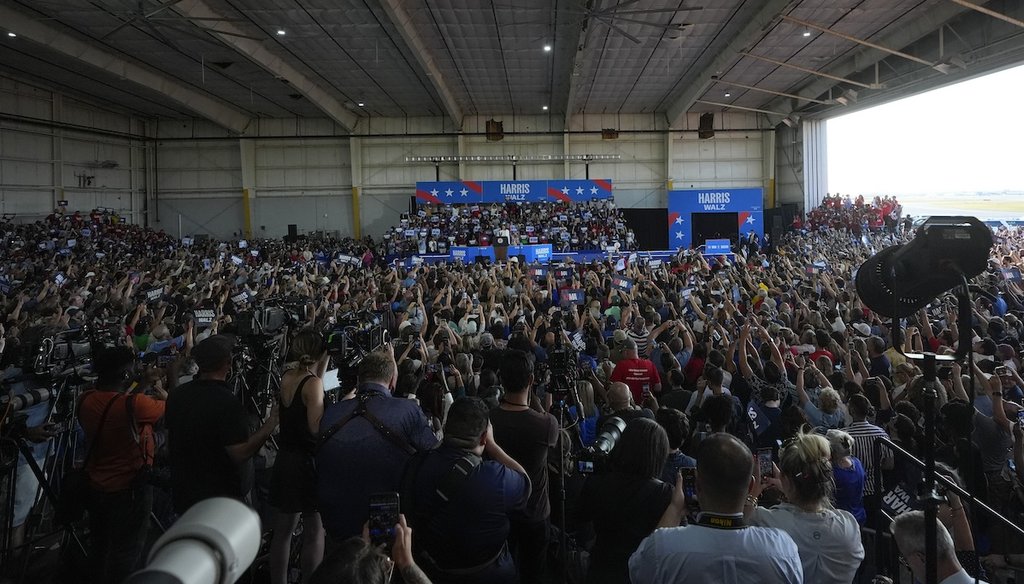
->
xmin=494 ymin=236 xmax=509 ymax=261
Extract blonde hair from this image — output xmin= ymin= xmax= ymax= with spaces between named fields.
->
xmin=818 ymin=388 xmax=841 ymax=414
xmin=576 ymin=380 xmax=597 ymax=417
xmin=825 ymin=429 xmax=854 ymax=460
xmin=780 ymin=430 xmax=834 ymax=507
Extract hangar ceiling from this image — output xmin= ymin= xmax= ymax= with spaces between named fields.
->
xmin=0 ymin=0 xmax=1022 ymax=132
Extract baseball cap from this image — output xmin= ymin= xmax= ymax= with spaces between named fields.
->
xmin=192 ymin=334 xmax=235 ymax=372
xmin=480 ymin=332 xmax=495 ymax=349
xmin=613 ymin=329 xmax=627 ymax=344
xmin=852 ymin=323 xmax=871 ymax=337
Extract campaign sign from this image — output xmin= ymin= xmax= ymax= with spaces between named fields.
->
xmin=611 ymin=276 xmax=633 ymax=292
xmin=1002 ymin=268 xmax=1022 ymax=282
xmin=554 ymin=267 xmax=574 ymax=281
xmin=705 ymin=239 xmax=731 ymax=255
xmin=529 ymin=267 xmax=548 ymax=280
xmin=668 ymin=188 xmax=764 ymax=251
xmin=81 ymin=228 xmax=92 ymax=237
xmin=182 ymin=237 xmax=193 ymax=246
xmin=415 ymin=179 xmax=613 ymax=205
xmin=238 ymin=240 xmax=248 ymax=249
xmin=230 ymin=255 xmax=244 ymax=266
xmin=563 ymin=289 xmax=586 ymax=305
xmin=145 ymin=287 xmax=163 ymax=303
xmin=194 ymin=309 xmax=216 ymax=328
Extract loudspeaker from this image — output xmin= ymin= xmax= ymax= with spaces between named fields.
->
xmin=698 ymin=113 xmax=715 ymax=139
xmin=486 ymin=119 xmax=504 ymax=142
xmin=286 ymin=224 xmax=298 ymax=243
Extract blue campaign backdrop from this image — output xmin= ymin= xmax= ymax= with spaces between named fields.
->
xmin=416 ymin=179 xmax=613 ymax=205
xmin=668 ymin=188 xmax=764 ymax=251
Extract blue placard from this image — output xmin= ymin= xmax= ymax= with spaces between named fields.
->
xmin=563 ymin=289 xmax=586 ymax=305
xmin=611 ymin=276 xmax=634 ymax=292
xmin=668 ymin=188 xmax=764 ymax=251
xmin=704 ymin=239 xmax=731 ymax=255
xmin=416 ymin=179 xmax=613 ymax=205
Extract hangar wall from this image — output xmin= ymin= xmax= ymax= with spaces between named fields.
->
xmin=0 ymin=72 xmax=791 ymax=240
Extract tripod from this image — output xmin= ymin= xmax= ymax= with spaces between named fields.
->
xmin=0 ymin=377 xmax=88 ymax=580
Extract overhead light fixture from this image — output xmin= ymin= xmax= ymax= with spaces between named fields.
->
xmin=542 ymin=105 xmax=549 ymax=111
xmin=543 ymin=45 xmax=552 ymax=52
xmin=802 ymin=29 xmax=811 ymax=37
xmin=357 ymin=102 xmax=365 ymax=107
xmin=724 ymin=91 xmax=731 ymax=97
xmin=7 ymin=32 xmax=15 ymax=38
xmin=276 ymin=29 xmax=286 ymax=36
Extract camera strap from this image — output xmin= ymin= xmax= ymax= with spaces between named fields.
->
xmin=316 ymin=392 xmax=416 ymax=455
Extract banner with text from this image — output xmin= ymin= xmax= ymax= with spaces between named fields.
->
xmin=416 ymin=179 xmax=613 ymax=205
xmin=668 ymin=188 xmax=764 ymax=251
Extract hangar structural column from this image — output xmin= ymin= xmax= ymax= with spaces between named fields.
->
xmin=350 ymin=137 xmax=363 ymax=239
xmin=802 ymin=119 xmax=828 ymax=210
xmin=763 ymin=129 xmax=776 ymax=208
xmin=240 ymin=138 xmax=256 ymax=239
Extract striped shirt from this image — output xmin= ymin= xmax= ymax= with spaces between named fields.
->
xmin=628 ymin=329 xmax=651 ymax=357
xmin=845 ymin=420 xmax=892 ymax=495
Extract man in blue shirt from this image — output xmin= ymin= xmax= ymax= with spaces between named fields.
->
xmin=316 ymin=347 xmax=438 ymax=541
xmin=405 ymin=397 xmax=530 ymax=583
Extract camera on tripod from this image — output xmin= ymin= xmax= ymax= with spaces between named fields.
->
xmin=324 ymin=310 xmax=389 ymax=368
xmin=576 ymin=416 xmax=626 ymax=474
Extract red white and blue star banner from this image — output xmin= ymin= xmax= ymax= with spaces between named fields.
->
xmin=415 ymin=179 xmax=613 ymax=205
xmin=668 ymin=188 xmax=764 ymax=251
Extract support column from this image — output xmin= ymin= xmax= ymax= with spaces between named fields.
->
xmin=563 ymin=132 xmax=571 ymax=178
xmin=665 ymin=130 xmax=675 ymax=192
xmin=51 ymin=92 xmax=63 ymax=211
xmin=350 ymin=137 xmax=363 ymax=239
xmin=762 ymin=129 xmax=777 ymax=208
xmin=457 ymin=134 xmax=467 ymax=179
xmin=240 ymin=138 xmax=256 ymax=238
xmin=802 ymin=119 xmax=828 ymax=210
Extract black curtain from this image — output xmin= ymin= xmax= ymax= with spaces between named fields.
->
xmin=621 ymin=208 xmax=668 ymax=250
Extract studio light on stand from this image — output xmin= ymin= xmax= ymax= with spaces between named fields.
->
xmin=855 ymin=216 xmax=993 ymax=584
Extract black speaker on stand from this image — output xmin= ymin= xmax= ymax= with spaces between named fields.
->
xmin=286 ymin=224 xmax=298 ymax=243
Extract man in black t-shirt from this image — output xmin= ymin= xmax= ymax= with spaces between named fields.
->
xmin=489 ymin=351 xmax=559 ymax=584
xmin=165 ymin=335 xmax=278 ymax=513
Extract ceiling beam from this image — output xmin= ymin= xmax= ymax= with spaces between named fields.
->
xmin=740 ymin=52 xmax=881 ymax=89
xmin=171 ymin=0 xmax=359 ymax=131
xmin=949 ymin=0 xmax=1024 ymax=30
xmin=0 ymin=3 xmax=252 ymax=133
xmin=559 ymin=10 xmax=589 ymax=129
xmin=781 ymin=15 xmax=935 ymax=67
xmin=763 ymin=2 xmax=968 ymax=117
xmin=664 ymin=0 xmax=794 ymax=128
xmin=377 ymin=0 xmax=463 ymax=128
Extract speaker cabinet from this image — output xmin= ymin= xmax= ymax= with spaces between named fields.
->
xmin=698 ymin=113 xmax=715 ymax=139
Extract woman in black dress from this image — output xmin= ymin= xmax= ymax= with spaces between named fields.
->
xmin=269 ymin=330 xmax=328 ymax=584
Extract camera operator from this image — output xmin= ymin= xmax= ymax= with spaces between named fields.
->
xmin=403 ymin=397 xmax=530 ymax=583
xmin=578 ymin=418 xmax=673 ymax=584
xmin=489 ymin=350 xmax=558 ymax=583
xmin=165 ymin=334 xmax=279 ymax=514
xmin=77 ymin=346 xmax=167 ymax=583
xmin=316 ymin=346 xmax=439 ymax=542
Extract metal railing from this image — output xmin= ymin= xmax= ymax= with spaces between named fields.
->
xmin=872 ymin=436 xmax=1024 ymax=579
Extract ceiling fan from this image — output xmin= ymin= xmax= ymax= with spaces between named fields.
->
xmin=503 ymin=0 xmax=703 ymax=44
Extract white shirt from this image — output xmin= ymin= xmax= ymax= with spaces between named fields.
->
xmin=629 ymin=522 xmax=802 ymax=584
xmin=750 ymin=504 xmax=865 ymax=584
xmin=940 ymin=570 xmax=988 ymax=584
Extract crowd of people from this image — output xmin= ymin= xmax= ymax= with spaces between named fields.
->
xmin=1 ymin=199 xmax=1023 ymax=584
xmin=382 ymin=200 xmax=635 ymax=255
xmin=795 ymin=194 xmax=908 ymax=234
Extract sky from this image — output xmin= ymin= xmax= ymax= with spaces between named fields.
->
xmin=827 ymin=62 xmax=1024 ymax=195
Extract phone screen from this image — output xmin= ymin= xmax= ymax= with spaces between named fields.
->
xmin=757 ymin=448 xmax=773 ymax=482
xmin=681 ymin=467 xmax=697 ymax=501
xmin=368 ymin=492 xmax=400 ymax=549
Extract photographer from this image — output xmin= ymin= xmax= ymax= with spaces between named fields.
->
xmin=78 ymin=346 xmax=167 ymax=583
xmin=489 ymin=350 xmax=558 ymax=583
xmin=165 ymin=334 xmax=279 ymax=513
xmin=578 ymin=417 xmax=673 ymax=584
